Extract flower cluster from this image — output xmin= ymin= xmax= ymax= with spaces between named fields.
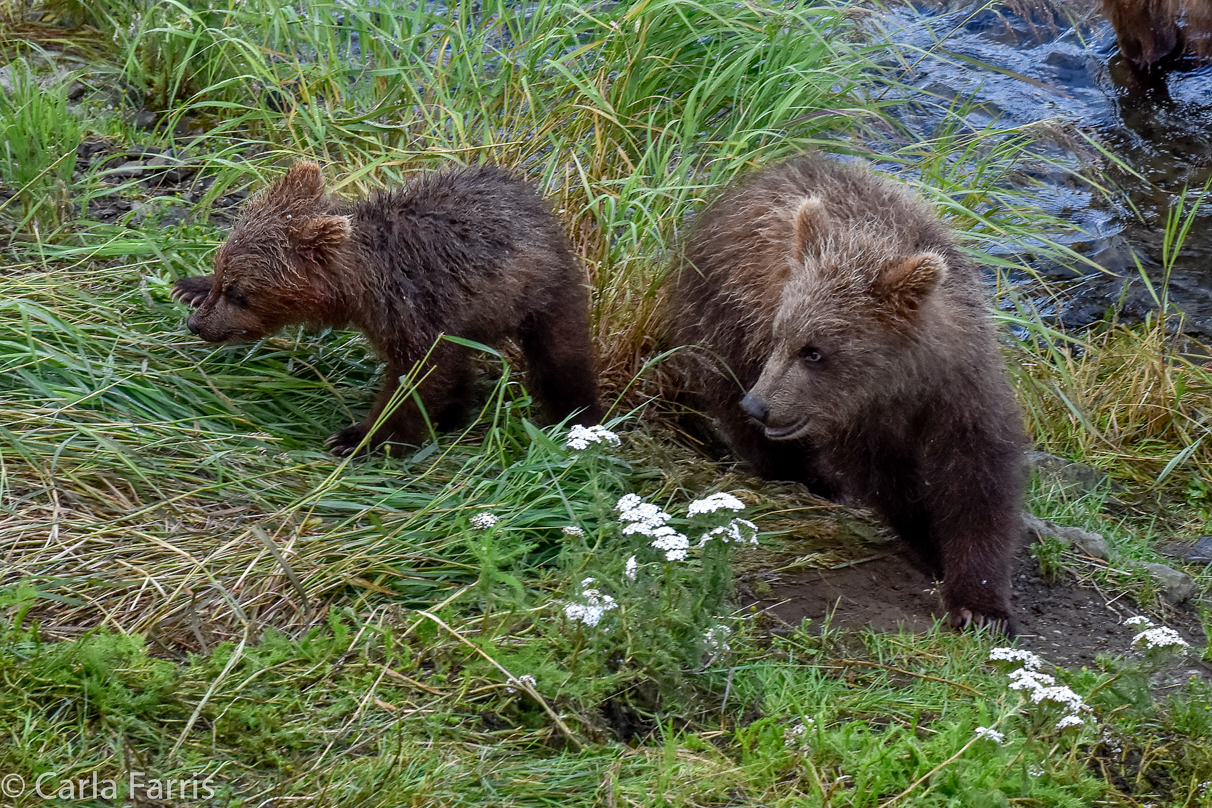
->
xmin=988 ymin=647 xmax=1043 ymax=670
xmin=565 ymin=424 xmax=622 ymax=451
xmin=560 ymin=490 xmax=760 ymax=635
xmin=784 ymin=716 xmax=815 ymax=748
xmin=687 ymin=492 xmax=746 ymax=516
xmin=505 ymin=673 xmax=537 ymax=694
xmin=563 ymin=577 xmax=618 ymax=627
xmin=991 ymin=647 xmax=1093 ymax=730
xmin=470 ymin=511 xmax=498 ymax=530
xmin=703 ymin=623 xmax=732 ymax=652
xmin=974 ymin=726 xmax=1006 ymax=744
xmin=699 ymin=518 xmax=759 ymax=547
xmin=1126 ymin=616 xmax=1190 ymax=652
xmin=616 ymin=494 xmax=689 ymax=561
xmin=562 ymin=525 xmax=586 ymax=539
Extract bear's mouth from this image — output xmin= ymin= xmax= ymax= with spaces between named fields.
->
xmin=763 ymin=417 xmax=812 ymax=441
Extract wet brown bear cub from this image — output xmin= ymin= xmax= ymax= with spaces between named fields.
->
xmin=174 ymin=161 xmax=601 ymax=454
xmin=670 ymin=153 xmax=1026 ymax=633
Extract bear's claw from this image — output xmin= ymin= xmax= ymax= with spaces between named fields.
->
xmin=326 ymin=425 xmax=370 ymax=457
xmin=171 ymin=275 xmax=214 ymax=308
xmin=949 ymin=607 xmax=1016 ymax=637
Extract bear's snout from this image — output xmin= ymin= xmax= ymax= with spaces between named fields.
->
xmin=740 ymin=392 xmax=770 ymax=424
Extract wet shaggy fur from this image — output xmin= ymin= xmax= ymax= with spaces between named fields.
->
xmin=173 ymin=161 xmax=601 ymax=454
xmin=668 ymin=152 xmax=1026 ymax=633
xmin=1101 ymin=0 xmax=1212 ymax=69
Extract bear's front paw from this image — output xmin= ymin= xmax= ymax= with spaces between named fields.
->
xmin=326 ymin=424 xmax=372 ymax=457
xmin=949 ymin=607 xmax=1016 ymax=637
xmin=171 ymin=275 xmax=215 ymax=307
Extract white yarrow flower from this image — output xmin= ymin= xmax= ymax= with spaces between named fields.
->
xmin=651 ymin=530 xmax=690 ymax=561
xmin=565 ymin=424 xmax=621 ymax=450
xmin=989 ymin=647 xmax=1044 ymax=670
xmin=562 ymin=525 xmax=586 ymax=539
xmin=615 ymin=494 xmax=688 ymax=560
xmin=505 ymin=673 xmax=537 ymax=694
xmin=618 ymin=501 xmax=673 ymax=534
xmin=784 ymin=716 xmax=815 ymax=748
xmin=624 ymin=555 xmax=637 ymax=581
xmin=615 ymin=493 xmax=642 ymax=512
xmin=470 ymin=511 xmax=498 ymax=530
xmin=687 ymin=492 xmax=746 ymax=516
xmin=1133 ymin=626 xmax=1189 ymax=651
xmin=1124 ymin=615 xmax=1155 ymax=628
xmin=1007 ymin=668 xmax=1056 ymax=690
xmin=704 ymin=623 xmax=732 ymax=651
xmin=699 ymin=518 xmax=759 ymax=547
xmin=563 ymin=582 xmax=618 ymax=628
xmin=974 ymin=726 xmax=1006 ymax=744
xmin=1001 ymin=663 xmax=1093 ymax=728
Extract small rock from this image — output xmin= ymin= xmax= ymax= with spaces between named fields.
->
xmin=263 ymin=86 xmax=295 ymax=113
xmin=106 ymin=159 xmax=156 ymax=180
xmin=1184 ymin=536 xmax=1212 ymax=565
xmin=76 ymin=136 xmax=113 ymax=162
xmin=1023 ymin=512 xmax=1111 ymax=559
xmin=1139 ymin=561 xmax=1198 ymax=604
xmin=134 ymin=110 xmax=158 ymax=130
xmin=144 ymin=150 xmax=197 ymax=183
xmin=1026 ymin=450 xmax=1109 ymax=496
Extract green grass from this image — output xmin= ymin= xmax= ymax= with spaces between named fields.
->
xmin=1 ymin=0 xmax=1212 ymax=803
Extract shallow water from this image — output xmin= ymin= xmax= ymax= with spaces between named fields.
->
xmin=878 ymin=0 xmax=1212 ymax=335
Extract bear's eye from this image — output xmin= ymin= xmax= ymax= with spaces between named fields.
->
xmin=800 ymin=346 xmax=824 ymax=364
xmin=223 ymin=285 xmax=250 ymax=308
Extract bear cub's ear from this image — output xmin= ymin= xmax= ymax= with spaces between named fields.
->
xmin=271 ymin=161 xmax=326 ymax=205
xmin=792 ymin=196 xmax=831 ymax=264
xmin=878 ymin=252 xmax=948 ymax=319
xmin=293 ymin=215 xmax=353 ymax=266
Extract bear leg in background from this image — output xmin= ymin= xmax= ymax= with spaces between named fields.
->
xmin=1186 ymin=0 xmax=1212 ymax=59
xmin=872 ymin=488 xmax=944 ymax=578
xmin=327 ymin=341 xmax=475 ymax=456
xmin=518 ymin=279 xmax=602 ymax=428
xmin=1102 ymin=0 xmax=1180 ymax=68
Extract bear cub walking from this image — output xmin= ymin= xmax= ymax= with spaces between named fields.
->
xmin=670 ymin=153 xmax=1026 ymax=633
xmin=174 ymin=161 xmax=601 ymax=454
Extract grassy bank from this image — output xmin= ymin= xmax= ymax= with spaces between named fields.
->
xmin=2 ymin=0 xmax=1212 ymax=804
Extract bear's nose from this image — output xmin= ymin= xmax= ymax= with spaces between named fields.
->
xmin=187 ymin=316 xmax=200 ymax=335
xmin=740 ymin=392 xmax=770 ymax=424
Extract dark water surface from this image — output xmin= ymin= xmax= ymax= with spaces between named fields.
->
xmin=877 ymin=0 xmax=1212 ymax=334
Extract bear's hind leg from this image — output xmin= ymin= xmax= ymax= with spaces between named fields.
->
xmin=518 ymin=285 xmax=602 ymax=427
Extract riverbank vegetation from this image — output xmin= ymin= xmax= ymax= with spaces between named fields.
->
xmin=2 ymin=0 xmax=1211 ymax=804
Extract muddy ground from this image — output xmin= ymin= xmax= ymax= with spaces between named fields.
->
xmin=743 ymin=532 xmax=1210 ymax=675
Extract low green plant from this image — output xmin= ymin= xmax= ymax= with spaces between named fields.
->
xmin=0 ymin=57 xmax=80 ymax=233
xmin=1032 ymin=534 xmax=1066 ymax=584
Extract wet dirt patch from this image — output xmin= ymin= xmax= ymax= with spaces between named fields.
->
xmin=743 ymin=538 xmax=1209 ymax=671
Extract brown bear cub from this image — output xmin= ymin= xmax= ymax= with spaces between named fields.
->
xmin=669 ymin=153 xmax=1026 ymax=634
xmin=173 ymin=161 xmax=602 ymax=454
